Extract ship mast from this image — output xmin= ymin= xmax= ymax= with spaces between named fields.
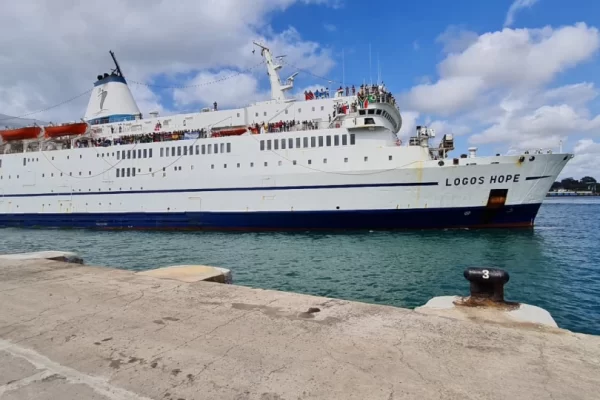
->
xmin=253 ymin=42 xmax=297 ymax=102
xmin=109 ymin=50 xmax=125 ymax=79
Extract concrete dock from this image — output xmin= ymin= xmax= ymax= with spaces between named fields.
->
xmin=1 ymin=257 xmax=599 ymax=399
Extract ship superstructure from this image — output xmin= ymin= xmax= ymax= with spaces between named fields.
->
xmin=0 ymin=46 xmax=572 ymax=229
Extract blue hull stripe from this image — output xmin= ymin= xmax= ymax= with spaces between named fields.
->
xmin=1 ymin=181 xmax=439 ymax=199
xmin=0 ymin=204 xmax=542 ymax=230
xmin=526 ymin=175 xmax=552 ymax=180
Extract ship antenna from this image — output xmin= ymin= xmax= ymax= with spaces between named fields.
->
xmin=109 ymin=50 xmax=125 ymax=78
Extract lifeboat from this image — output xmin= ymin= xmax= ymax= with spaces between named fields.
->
xmin=0 ymin=126 xmax=42 ymax=141
xmin=44 ymin=122 xmax=88 ymax=138
xmin=211 ymin=127 xmax=247 ymax=137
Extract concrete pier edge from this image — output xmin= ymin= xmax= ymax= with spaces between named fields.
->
xmin=1 ymin=252 xmax=599 ymax=399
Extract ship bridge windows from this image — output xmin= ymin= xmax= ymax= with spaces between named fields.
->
xmin=368 ymin=109 xmax=375 ymax=115
xmin=281 ymin=139 xmax=286 ymax=149
xmin=143 ymin=149 xmax=147 ymax=158
xmin=288 ymin=138 xmax=293 ymax=149
xmin=274 ymin=140 xmax=279 ymax=150
xmin=311 ymin=137 xmax=316 ymax=147
xmin=350 ymin=133 xmax=356 ymax=145
xmin=359 ymin=110 xmax=366 ymax=115
xmin=227 ymin=143 xmax=231 ymax=153
xmin=160 ymin=148 xmax=164 ymax=157
xmin=334 ymin=135 xmax=340 ymax=146
xmin=365 ymin=118 xmax=375 ymax=125
xmin=184 ymin=146 xmax=188 ymax=156
xmin=342 ymin=135 xmax=348 ymax=146
xmin=318 ymin=136 xmax=324 ymax=147
xmin=376 ymin=109 xmax=382 ymax=115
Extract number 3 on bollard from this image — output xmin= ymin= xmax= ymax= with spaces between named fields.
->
xmin=482 ymin=270 xmax=490 ymax=279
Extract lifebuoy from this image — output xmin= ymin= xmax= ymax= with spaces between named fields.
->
xmin=335 ymin=123 xmax=340 ymax=128
xmin=395 ymin=139 xmax=402 ymax=146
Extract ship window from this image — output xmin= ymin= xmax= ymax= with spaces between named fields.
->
xmin=116 ymin=169 xmax=120 ymax=177
xmin=274 ymin=140 xmax=279 ymax=150
xmin=285 ymin=110 xmax=289 ymax=115
xmin=334 ymin=135 xmax=339 ymax=146
xmin=214 ymin=144 xmax=218 ymax=154
xmin=368 ymin=109 xmax=375 ymax=115
xmin=288 ymin=138 xmax=293 ymax=149
xmin=364 ymin=156 xmax=368 ymax=162
xmin=255 ymin=112 xmax=258 ymax=117
xmin=264 ymin=162 xmax=268 ymax=167
xmin=23 ymin=158 xmax=26 ymax=166
xmin=127 ymin=168 xmax=131 ymax=177
xmin=133 ymin=150 xmax=136 ymax=159
xmin=376 ymin=109 xmax=382 ymax=115
xmin=389 ymin=155 xmax=393 ymax=161
xmin=138 ymin=149 xmax=142 ymax=158
xmin=321 ymin=106 xmax=324 ymax=111
xmin=278 ymin=161 xmax=282 ymax=166
xmin=211 ymin=164 xmax=214 ymax=169
xmin=350 ymin=134 xmax=356 ymax=145
xmin=267 ymin=140 xmax=272 ymax=150
xmin=220 ymin=143 xmax=224 ymax=153
xmin=184 ymin=146 xmax=188 ymax=156
xmin=342 ymin=135 xmax=348 ymax=145
xmin=364 ymin=118 xmax=375 ymax=125
xmin=237 ymin=113 xmax=240 ymax=118
xmin=196 ymin=145 xmax=200 ymax=155
xmin=42 ymin=174 xmax=44 ymax=178
xmin=208 ymin=145 xmax=212 ymax=154
xmin=318 ymin=136 xmax=323 ymax=147
xmin=281 ymin=139 xmax=286 ymax=149
xmin=89 ymin=171 xmax=92 ymax=175
xmin=117 ymin=152 xmax=120 ymax=160
xmin=122 ymin=150 xmax=125 ymax=159
xmin=149 ymin=149 xmax=153 ymax=158
xmin=326 ymin=136 xmax=331 ymax=146
xmin=264 ymin=111 xmax=267 ymax=116
xmin=237 ymin=163 xmax=240 ymax=168
xmin=121 ymin=168 xmax=125 ymax=177
xmin=224 ymin=164 xmax=227 ymax=168
xmin=172 ymin=147 xmax=176 ymax=157
xmin=250 ymin=162 xmax=254 ymax=167
xmin=143 ymin=149 xmax=147 ymax=158
xmin=311 ymin=137 xmax=316 ymax=147
xmin=298 ymin=108 xmax=302 ymax=113
xmin=323 ymin=158 xmax=327 ymax=164
xmin=359 ymin=110 xmax=366 ymax=115
xmin=69 ymin=172 xmax=72 ymax=176
xmin=312 ymin=107 xmax=315 ymax=112
xmin=132 ymin=168 xmax=136 ymax=177
xmin=79 ymin=172 xmax=82 ymax=176
xmin=189 ymin=145 xmax=193 ymax=155
xmin=177 ymin=146 xmax=182 ymax=156
xmin=202 ymin=145 xmax=206 ymax=154
xmin=127 ymin=150 xmax=131 ymax=159
xmin=227 ymin=143 xmax=231 ymax=153
xmin=308 ymin=159 xmax=312 ymax=165
xmin=344 ymin=157 xmax=348 ymax=163
xmin=293 ymin=160 xmax=297 ymax=165
xmin=160 ymin=148 xmax=163 ymax=157
xmin=303 ymin=137 xmax=308 ymax=148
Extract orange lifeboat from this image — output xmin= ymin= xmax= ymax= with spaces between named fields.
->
xmin=44 ymin=122 xmax=88 ymax=138
xmin=0 ymin=126 xmax=42 ymax=141
xmin=212 ymin=127 xmax=247 ymax=137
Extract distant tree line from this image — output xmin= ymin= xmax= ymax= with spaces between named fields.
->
xmin=551 ymin=176 xmax=598 ymax=193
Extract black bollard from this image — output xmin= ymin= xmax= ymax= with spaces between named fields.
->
xmin=463 ymin=268 xmax=509 ymax=303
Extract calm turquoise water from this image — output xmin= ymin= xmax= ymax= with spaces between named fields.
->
xmin=1 ymin=198 xmax=599 ymax=335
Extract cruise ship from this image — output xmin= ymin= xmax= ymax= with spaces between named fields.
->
xmin=0 ymin=45 xmax=572 ymax=230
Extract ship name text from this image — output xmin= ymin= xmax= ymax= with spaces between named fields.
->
xmin=445 ymin=174 xmax=521 ymax=187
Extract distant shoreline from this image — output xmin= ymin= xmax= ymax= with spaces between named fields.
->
xmin=547 ymin=192 xmax=599 ymax=197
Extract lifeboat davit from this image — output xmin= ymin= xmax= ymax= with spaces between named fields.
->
xmin=212 ymin=127 xmax=247 ymax=137
xmin=0 ymin=126 xmax=42 ymax=141
xmin=44 ymin=122 xmax=88 ymax=138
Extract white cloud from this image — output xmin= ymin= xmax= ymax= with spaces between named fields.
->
xmin=436 ymin=26 xmax=479 ymax=53
xmin=562 ymin=139 xmax=600 ymax=178
xmin=0 ymin=1 xmax=338 ymax=122
xmin=504 ymin=0 xmax=539 ymax=28
xmin=401 ymin=23 xmax=600 ymax=116
xmin=398 ymin=111 xmax=420 ymax=139
xmin=324 ymin=23 xmax=337 ymax=32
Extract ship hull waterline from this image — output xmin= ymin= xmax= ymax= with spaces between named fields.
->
xmin=0 ymin=203 xmax=541 ymax=230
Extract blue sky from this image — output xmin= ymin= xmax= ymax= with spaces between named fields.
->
xmin=2 ymin=0 xmax=600 ymax=177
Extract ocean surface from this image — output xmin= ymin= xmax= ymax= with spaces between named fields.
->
xmin=1 ymin=197 xmax=599 ymax=335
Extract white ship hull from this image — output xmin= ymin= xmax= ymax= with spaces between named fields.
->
xmin=0 ymin=131 xmax=569 ymax=230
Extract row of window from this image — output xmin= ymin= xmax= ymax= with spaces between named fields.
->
xmin=260 ymin=134 xmax=356 ymax=151
xmin=358 ymin=108 xmax=396 ymax=127
xmin=159 ymin=142 xmax=232 ymax=158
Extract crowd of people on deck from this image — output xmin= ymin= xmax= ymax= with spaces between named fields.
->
xmin=249 ymin=120 xmax=320 ymax=134
xmin=74 ymin=129 xmax=210 ymax=148
xmin=302 ymin=83 xmax=396 ymax=107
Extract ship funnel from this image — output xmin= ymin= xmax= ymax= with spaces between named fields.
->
xmin=468 ymin=147 xmax=478 ymax=158
xmin=84 ymin=51 xmax=141 ymax=124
